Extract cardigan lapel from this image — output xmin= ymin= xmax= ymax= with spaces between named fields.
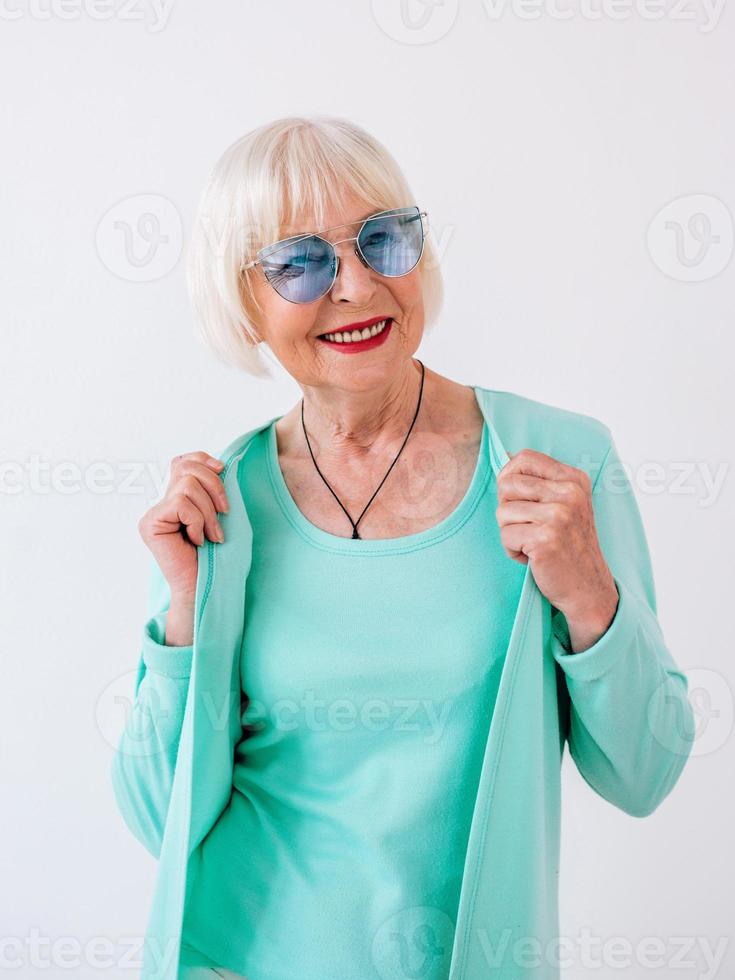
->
xmin=143 ymin=417 xmax=278 ymax=980
xmin=449 ymin=388 xmax=556 ymax=979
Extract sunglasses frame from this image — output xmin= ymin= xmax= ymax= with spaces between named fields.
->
xmin=240 ymin=206 xmax=429 ymax=305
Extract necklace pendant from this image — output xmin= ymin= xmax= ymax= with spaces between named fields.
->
xmin=352 ymin=527 xmax=360 ymax=539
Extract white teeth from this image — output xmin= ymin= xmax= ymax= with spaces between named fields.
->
xmin=322 ymin=319 xmax=389 ymax=344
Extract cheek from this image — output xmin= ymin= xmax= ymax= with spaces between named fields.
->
xmin=274 ymin=314 xmax=317 ymax=351
xmin=393 ymin=272 xmax=425 ymax=321
xmin=402 ymin=268 xmax=424 ymax=304
xmin=252 ymin=283 xmax=318 ymax=347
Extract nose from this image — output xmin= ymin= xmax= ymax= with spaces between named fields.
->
xmin=329 ymin=241 xmax=375 ymax=303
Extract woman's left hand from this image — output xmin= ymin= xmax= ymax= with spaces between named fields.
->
xmin=496 ymin=448 xmax=620 ymax=651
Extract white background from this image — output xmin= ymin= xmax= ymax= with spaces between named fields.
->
xmin=1 ymin=1 xmax=733 ymax=977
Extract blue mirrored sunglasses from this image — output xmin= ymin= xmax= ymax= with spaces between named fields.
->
xmin=241 ymin=206 xmax=429 ymax=304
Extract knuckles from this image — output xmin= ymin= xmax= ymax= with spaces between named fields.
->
xmin=171 ymin=450 xmax=211 ymax=469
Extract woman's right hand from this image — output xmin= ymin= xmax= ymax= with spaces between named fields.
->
xmin=138 ymin=451 xmax=229 ymax=605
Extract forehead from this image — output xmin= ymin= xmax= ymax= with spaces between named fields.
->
xmin=282 ymin=205 xmax=382 ymax=240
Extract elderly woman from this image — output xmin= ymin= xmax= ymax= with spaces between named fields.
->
xmin=111 ymin=116 xmax=694 ymax=980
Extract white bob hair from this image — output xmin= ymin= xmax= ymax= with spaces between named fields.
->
xmin=185 ymin=115 xmax=444 ymax=379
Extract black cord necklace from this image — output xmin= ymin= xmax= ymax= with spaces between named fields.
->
xmin=300 ymin=358 xmax=426 ymax=540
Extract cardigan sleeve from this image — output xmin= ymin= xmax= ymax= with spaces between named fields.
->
xmin=550 ymin=432 xmax=696 ymax=818
xmin=109 ymin=554 xmax=192 ymax=858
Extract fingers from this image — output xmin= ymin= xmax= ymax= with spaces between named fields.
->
xmin=172 ymin=451 xmax=224 ymax=473
xmin=170 ymin=453 xmax=229 ymax=515
xmin=496 ymin=498 xmax=577 ymax=530
xmin=170 ymin=478 xmax=224 ymax=547
xmin=499 ymin=449 xmax=591 ymax=494
xmin=497 ymin=470 xmax=585 ymax=504
xmin=169 ymin=490 xmax=209 ymax=548
xmin=139 ymin=492 xmax=209 ymax=548
xmin=140 ymin=452 xmax=230 ymax=549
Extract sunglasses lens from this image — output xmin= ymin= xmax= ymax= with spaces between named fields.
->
xmin=260 ymin=235 xmax=335 ymax=303
xmin=358 ymin=207 xmax=424 ymax=276
xmin=258 ymin=208 xmax=425 ymax=303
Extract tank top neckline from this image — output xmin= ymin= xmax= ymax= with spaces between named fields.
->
xmin=264 ymin=385 xmax=492 ymax=555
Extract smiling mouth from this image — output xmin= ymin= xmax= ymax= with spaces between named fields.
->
xmin=318 ymin=318 xmax=392 ymax=344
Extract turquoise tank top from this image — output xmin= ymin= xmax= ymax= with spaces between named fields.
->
xmin=181 ymin=390 xmax=526 ymax=979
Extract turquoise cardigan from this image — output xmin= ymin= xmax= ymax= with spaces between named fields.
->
xmin=110 ymin=385 xmax=695 ymax=980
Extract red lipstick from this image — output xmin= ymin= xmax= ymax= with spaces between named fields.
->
xmin=317 ymin=317 xmax=393 ymax=354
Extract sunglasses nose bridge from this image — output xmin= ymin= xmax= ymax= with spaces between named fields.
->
xmin=354 ymin=243 xmax=371 ymax=270
xmin=331 ymin=237 xmax=372 ymax=274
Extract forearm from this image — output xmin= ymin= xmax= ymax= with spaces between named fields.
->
xmin=165 ymin=593 xmax=196 ymax=646
xmin=553 ymin=577 xmax=694 ymax=816
xmin=110 ymin=666 xmax=189 ymax=857
xmin=110 ymin=606 xmax=193 ymax=857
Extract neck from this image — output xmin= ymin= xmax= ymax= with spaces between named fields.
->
xmin=298 ymin=359 xmax=425 ymax=466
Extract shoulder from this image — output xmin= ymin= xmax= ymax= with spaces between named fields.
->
xmin=476 ymin=386 xmax=613 ymax=480
xmin=215 ymin=414 xmax=281 ymax=466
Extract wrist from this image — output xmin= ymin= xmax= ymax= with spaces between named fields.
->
xmin=165 ymin=595 xmax=195 ymax=647
xmin=169 ymin=591 xmax=196 ymax=611
xmin=562 ymin=580 xmax=619 ymax=654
